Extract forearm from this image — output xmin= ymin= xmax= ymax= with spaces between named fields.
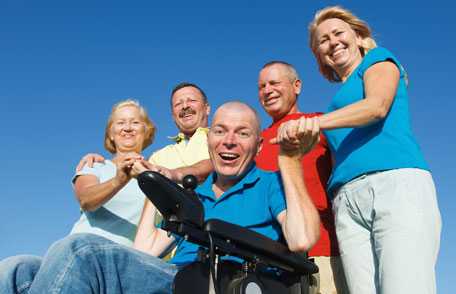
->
xmin=134 ymin=199 xmax=174 ymax=256
xmin=320 ymin=62 xmax=399 ymax=130
xmin=172 ymin=159 xmax=213 ymax=183
xmin=278 ymin=156 xmax=320 ymax=252
xmin=319 ymin=97 xmax=388 ymax=130
xmin=75 ymin=176 xmax=128 ymax=212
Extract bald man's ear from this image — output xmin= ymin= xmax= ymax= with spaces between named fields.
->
xmin=256 ymin=137 xmax=264 ymax=155
xmin=205 ymin=104 xmax=211 ymax=116
xmin=294 ymin=79 xmax=302 ymax=96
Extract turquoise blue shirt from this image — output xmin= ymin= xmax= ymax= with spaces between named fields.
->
xmin=324 ymin=47 xmax=428 ymax=194
xmin=170 ymin=164 xmax=286 ymax=265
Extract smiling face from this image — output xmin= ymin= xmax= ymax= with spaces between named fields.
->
xmin=171 ymin=86 xmax=210 ymax=137
xmin=314 ymin=18 xmax=363 ymax=80
xmin=109 ymin=105 xmax=146 ymax=154
xmin=258 ymin=64 xmax=301 ymax=121
xmin=208 ymin=102 xmax=262 ymax=187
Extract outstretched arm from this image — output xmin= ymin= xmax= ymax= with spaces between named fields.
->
xmin=139 ymin=159 xmax=213 ymax=184
xmin=165 ymin=159 xmax=213 ymax=184
xmin=319 ymin=62 xmax=400 ymax=130
xmin=274 ymin=117 xmax=321 ymax=252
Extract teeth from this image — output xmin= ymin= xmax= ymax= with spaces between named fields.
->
xmin=265 ymin=97 xmax=279 ymax=104
xmin=331 ymin=48 xmax=344 ymax=58
xmin=220 ymin=153 xmax=239 ymax=160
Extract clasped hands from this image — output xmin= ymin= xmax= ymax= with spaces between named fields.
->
xmin=271 ymin=116 xmax=320 ymax=159
xmin=114 ymin=153 xmax=175 ymax=183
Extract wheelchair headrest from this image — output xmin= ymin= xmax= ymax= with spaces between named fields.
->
xmin=137 ymin=171 xmax=204 ymax=228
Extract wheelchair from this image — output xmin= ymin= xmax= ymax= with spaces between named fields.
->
xmin=138 ymin=171 xmax=318 ymax=294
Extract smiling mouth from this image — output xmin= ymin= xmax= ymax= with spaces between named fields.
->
xmin=330 ymin=48 xmax=346 ymax=59
xmin=264 ymin=96 xmax=279 ymax=106
xmin=179 ymin=109 xmax=196 ymax=118
xmin=121 ymin=133 xmax=136 ymax=138
xmin=219 ymin=152 xmax=240 ymax=162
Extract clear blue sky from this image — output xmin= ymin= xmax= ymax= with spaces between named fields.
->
xmin=1 ymin=0 xmax=454 ymax=292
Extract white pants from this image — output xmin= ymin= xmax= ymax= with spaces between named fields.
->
xmin=332 ymin=168 xmax=441 ymax=294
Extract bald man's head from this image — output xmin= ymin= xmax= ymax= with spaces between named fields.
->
xmin=212 ymin=101 xmax=261 ymax=137
xmin=208 ymin=101 xmax=263 ymax=185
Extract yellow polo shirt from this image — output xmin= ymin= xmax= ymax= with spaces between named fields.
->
xmin=149 ymin=127 xmax=209 ymax=168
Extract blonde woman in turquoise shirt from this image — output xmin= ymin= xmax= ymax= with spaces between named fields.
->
xmin=308 ymin=6 xmax=441 ymax=294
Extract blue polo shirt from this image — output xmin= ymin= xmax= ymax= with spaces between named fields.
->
xmin=324 ymin=47 xmax=428 ymax=195
xmin=170 ymin=163 xmax=286 ymax=265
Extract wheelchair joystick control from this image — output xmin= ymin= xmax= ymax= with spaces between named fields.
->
xmin=182 ymin=175 xmax=198 ymax=191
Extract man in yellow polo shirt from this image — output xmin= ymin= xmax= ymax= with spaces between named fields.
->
xmin=148 ymin=82 xmax=212 ymax=183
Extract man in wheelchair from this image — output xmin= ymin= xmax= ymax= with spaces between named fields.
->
xmin=7 ymin=101 xmax=321 ymax=294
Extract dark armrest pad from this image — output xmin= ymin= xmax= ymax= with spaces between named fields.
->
xmin=137 ymin=171 xmax=204 ymax=227
xmin=204 ymin=219 xmax=318 ymax=274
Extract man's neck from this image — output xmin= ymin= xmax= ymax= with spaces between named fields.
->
xmin=181 ymin=125 xmax=207 ymax=140
xmin=212 ymin=176 xmax=238 ymax=198
xmin=273 ymin=104 xmax=300 ymax=122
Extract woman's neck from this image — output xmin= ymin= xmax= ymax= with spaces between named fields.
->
xmin=113 ymin=149 xmax=142 ymax=161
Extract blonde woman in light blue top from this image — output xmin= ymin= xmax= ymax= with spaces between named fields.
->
xmin=71 ymin=99 xmax=156 ymax=246
xmin=0 ymin=99 xmax=156 ymax=294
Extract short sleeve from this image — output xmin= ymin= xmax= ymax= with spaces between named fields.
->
xmin=72 ymin=162 xmax=103 ymax=184
xmin=268 ymin=172 xmax=287 ymax=218
xmin=357 ymin=47 xmax=405 ymax=78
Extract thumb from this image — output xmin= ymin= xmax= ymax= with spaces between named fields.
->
xmin=269 ymin=137 xmax=278 ymax=145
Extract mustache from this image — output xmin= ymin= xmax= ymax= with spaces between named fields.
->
xmin=179 ymin=108 xmax=196 ymax=118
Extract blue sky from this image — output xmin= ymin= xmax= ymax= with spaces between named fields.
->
xmin=1 ymin=0 xmax=454 ymax=292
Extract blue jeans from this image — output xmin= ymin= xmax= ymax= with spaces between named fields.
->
xmin=0 ymin=234 xmax=178 ymax=294
xmin=0 ymin=255 xmax=42 ymax=294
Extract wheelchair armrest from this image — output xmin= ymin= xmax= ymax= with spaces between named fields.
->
xmin=137 ymin=171 xmax=204 ymax=227
xmin=204 ymin=219 xmax=318 ymax=275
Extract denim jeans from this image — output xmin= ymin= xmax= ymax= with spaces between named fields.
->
xmin=0 ymin=233 xmax=178 ymax=294
xmin=0 ymin=255 xmax=42 ymax=294
xmin=332 ymin=168 xmax=441 ymax=294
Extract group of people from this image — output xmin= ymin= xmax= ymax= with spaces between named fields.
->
xmin=0 ymin=6 xmax=441 ymax=294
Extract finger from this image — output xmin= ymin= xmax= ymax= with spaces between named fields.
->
xmin=286 ymin=120 xmax=299 ymax=142
xmin=95 ymin=154 xmax=106 ymax=162
xmin=296 ymin=117 xmax=307 ymax=139
xmin=140 ymin=159 xmax=154 ymax=169
xmin=76 ymin=159 xmax=86 ymax=172
xmin=123 ymin=158 xmax=137 ymax=169
xmin=269 ymin=137 xmax=278 ymax=145
xmin=311 ymin=117 xmax=320 ymax=138
xmin=86 ymin=156 xmax=94 ymax=168
xmin=276 ymin=123 xmax=285 ymax=145
xmin=160 ymin=169 xmax=173 ymax=179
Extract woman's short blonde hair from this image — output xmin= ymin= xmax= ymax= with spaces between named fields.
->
xmin=104 ymin=99 xmax=156 ymax=154
xmin=309 ymin=6 xmax=377 ymax=82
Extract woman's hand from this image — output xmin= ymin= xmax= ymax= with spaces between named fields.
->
xmin=75 ymin=153 xmax=105 ymax=172
xmin=112 ymin=152 xmax=143 ymax=186
xmin=271 ymin=117 xmax=320 ymax=160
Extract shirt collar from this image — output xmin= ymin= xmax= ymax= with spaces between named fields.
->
xmin=168 ymin=127 xmax=209 ymax=143
xmin=196 ymin=163 xmax=260 ymax=202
